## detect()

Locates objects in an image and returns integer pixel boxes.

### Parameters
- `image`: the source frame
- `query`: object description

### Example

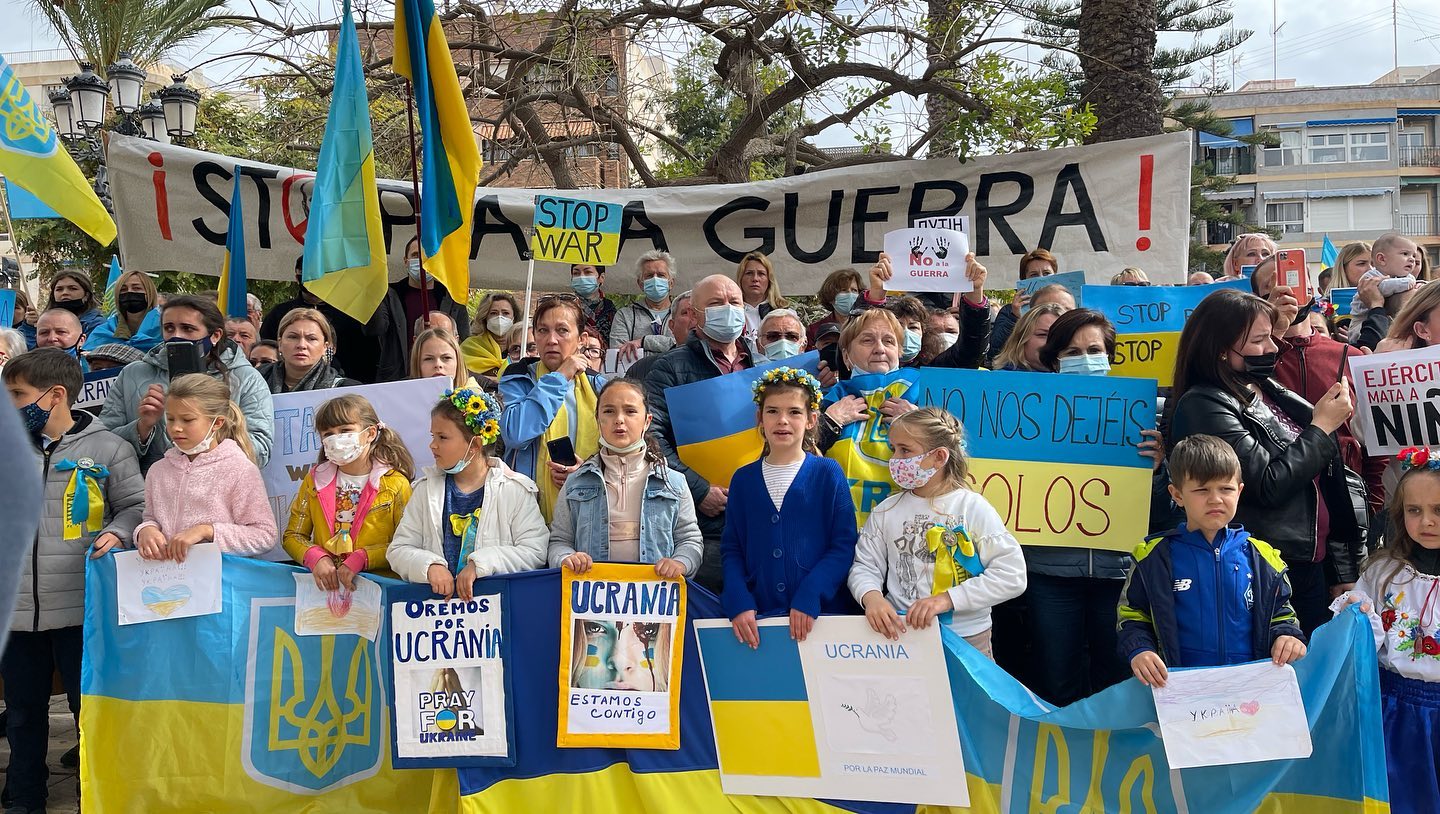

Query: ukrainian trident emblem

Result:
[242,601,383,792]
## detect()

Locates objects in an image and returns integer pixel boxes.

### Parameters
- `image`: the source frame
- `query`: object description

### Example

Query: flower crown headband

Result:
[442,388,502,446]
[1398,447,1440,472]
[751,366,823,411]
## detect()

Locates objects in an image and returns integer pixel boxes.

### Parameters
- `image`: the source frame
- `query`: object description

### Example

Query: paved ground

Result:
[0,697,81,813]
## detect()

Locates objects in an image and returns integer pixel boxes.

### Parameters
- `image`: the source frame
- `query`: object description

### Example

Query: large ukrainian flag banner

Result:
[0,54,116,246]
[81,556,454,812]
[455,573,1386,813]
[665,351,821,489]
[394,0,481,303]
[821,368,922,526]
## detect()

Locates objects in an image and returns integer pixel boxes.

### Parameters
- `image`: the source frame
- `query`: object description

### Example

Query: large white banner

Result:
[108,131,1193,291]
[261,377,449,552]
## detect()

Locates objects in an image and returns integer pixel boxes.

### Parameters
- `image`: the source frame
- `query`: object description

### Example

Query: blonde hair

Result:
[409,327,468,389]
[890,408,970,493]
[1335,241,1371,286]
[277,307,336,347]
[166,373,255,462]
[1386,282,1440,347]
[837,308,902,360]
[1110,267,1149,285]
[471,292,520,335]
[993,302,1065,371]
[735,251,788,310]
[1223,234,1277,278]
[313,394,415,480]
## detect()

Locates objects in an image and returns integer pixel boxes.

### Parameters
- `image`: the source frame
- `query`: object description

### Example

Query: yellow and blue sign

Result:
[666,351,820,488]
[81,555,454,811]
[451,570,1386,813]
[531,194,624,266]
[1083,278,1248,385]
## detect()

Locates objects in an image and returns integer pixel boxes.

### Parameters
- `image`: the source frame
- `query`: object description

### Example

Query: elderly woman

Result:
[0,327,25,371]
[1222,232,1277,280]
[736,251,789,345]
[500,297,605,520]
[84,270,163,352]
[260,308,358,393]
[461,292,520,378]
[611,250,675,357]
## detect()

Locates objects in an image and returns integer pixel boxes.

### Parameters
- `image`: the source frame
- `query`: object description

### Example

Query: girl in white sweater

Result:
[847,407,1026,658]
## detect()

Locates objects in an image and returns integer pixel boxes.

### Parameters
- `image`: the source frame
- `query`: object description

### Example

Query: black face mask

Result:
[117,292,149,314]
[53,298,87,316]
[1242,352,1277,379]
[1292,298,1315,326]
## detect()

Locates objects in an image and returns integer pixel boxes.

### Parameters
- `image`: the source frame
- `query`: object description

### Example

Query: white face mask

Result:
[173,417,220,456]
[322,429,370,466]
[487,315,514,337]
[936,332,959,351]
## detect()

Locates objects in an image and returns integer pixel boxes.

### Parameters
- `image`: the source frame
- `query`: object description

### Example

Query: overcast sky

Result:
[5,0,1438,142]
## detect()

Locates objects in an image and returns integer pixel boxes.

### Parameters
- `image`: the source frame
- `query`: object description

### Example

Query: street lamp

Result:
[106,51,147,114]
[47,86,78,140]
[67,62,110,129]
[159,75,200,140]
[137,95,169,143]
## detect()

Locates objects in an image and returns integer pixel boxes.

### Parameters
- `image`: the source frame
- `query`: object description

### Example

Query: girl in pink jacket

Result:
[134,374,276,560]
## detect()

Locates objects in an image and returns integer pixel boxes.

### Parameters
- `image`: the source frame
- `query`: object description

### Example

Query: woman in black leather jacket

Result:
[1167,288,1359,634]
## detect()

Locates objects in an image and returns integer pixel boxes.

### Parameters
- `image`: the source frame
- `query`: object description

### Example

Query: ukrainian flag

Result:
[301,0,390,324]
[100,255,122,314]
[664,351,821,488]
[216,171,248,319]
[456,569,896,814]
[0,54,115,245]
[1322,234,1339,269]
[394,0,481,304]
[81,556,455,811]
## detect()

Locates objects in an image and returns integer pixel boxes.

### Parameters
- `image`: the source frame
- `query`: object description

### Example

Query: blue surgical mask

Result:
[19,389,56,435]
[642,276,670,303]
[1058,353,1111,376]
[763,339,800,361]
[406,258,423,279]
[702,304,746,343]
[901,329,922,362]
[834,291,859,316]
[442,441,476,475]
[571,276,599,297]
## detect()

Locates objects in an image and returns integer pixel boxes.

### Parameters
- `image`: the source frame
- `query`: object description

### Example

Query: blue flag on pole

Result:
[217,172,248,319]
[1321,234,1339,269]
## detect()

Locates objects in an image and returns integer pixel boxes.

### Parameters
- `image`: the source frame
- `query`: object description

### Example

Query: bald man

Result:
[645,274,757,593]
[35,308,85,354]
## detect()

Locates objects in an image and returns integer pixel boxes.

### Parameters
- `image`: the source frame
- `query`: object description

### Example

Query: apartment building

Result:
[1191,66,1440,269]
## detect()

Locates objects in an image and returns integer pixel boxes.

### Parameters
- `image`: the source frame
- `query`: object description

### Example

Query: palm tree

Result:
[1076,0,1163,142]
[31,0,242,71]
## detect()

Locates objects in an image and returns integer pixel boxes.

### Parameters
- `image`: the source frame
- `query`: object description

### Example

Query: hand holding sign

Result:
[882,228,972,294]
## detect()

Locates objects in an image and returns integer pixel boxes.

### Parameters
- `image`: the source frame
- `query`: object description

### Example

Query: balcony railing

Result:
[1400,146,1440,168]
[1400,213,1440,236]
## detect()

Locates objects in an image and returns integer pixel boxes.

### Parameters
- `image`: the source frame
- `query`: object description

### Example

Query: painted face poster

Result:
[388,589,514,767]
[558,563,686,749]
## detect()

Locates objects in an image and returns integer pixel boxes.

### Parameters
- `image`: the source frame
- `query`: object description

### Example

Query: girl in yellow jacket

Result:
[283,394,416,590]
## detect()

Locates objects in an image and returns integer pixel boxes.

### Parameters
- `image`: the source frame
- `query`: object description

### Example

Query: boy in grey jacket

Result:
[3,349,144,814]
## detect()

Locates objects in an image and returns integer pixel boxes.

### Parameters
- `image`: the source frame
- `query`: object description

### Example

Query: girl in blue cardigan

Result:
[722,367,861,648]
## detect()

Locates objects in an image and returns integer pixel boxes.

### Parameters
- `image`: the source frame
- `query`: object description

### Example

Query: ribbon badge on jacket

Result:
[449,508,482,569]
[925,523,985,596]
[55,457,108,541]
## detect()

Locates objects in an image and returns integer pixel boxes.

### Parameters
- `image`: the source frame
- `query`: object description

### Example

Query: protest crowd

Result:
[2,222,1439,812]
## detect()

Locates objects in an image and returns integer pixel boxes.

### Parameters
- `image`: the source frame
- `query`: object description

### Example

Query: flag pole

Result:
[404,80,432,325]
[521,221,535,356]
[0,180,27,289]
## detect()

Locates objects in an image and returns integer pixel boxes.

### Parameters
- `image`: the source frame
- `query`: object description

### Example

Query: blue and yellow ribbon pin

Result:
[55,457,108,541]
[926,522,985,595]
[449,508,482,568]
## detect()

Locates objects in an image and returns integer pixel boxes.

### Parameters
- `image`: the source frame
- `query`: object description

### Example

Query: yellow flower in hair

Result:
[466,395,485,413]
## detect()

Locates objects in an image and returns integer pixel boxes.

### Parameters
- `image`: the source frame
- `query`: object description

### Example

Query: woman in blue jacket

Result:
[83,269,163,353]
[723,367,860,647]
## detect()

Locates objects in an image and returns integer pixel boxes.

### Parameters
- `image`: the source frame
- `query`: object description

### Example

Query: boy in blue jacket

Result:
[1118,434,1307,688]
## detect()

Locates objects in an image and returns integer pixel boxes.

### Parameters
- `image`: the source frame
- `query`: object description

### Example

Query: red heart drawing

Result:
[328,590,353,618]
[1239,700,1260,716]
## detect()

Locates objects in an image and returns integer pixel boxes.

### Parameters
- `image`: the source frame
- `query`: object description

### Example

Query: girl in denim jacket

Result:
[548,378,703,578]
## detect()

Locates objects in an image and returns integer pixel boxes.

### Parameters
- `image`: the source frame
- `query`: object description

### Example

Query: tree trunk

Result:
[1078,0,1162,143]
[925,0,963,158]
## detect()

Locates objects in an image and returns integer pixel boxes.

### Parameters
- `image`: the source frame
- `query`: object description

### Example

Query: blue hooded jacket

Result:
[1117,524,1304,668]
